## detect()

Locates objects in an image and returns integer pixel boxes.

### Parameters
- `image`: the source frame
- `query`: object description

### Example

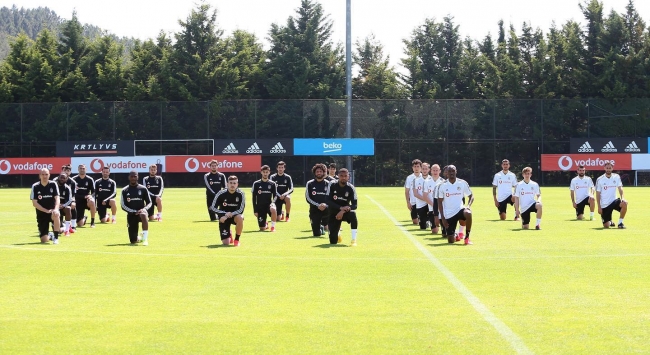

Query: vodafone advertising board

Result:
[71,156,165,173]
[0,158,71,175]
[541,154,632,171]
[166,155,261,173]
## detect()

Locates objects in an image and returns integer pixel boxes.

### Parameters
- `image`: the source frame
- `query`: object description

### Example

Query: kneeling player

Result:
[306,163,330,237]
[438,165,474,245]
[31,168,61,244]
[514,167,543,230]
[56,174,74,236]
[252,165,278,232]
[143,164,164,221]
[120,171,152,245]
[210,176,245,246]
[570,165,595,220]
[271,161,294,222]
[72,164,97,227]
[326,168,358,246]
[95,166,117,223]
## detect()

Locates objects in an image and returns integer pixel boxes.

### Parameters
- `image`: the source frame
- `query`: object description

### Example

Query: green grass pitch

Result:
[1,186,648,354]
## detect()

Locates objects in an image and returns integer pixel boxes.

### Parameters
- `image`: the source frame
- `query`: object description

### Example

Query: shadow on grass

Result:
[105,243,138,246]
[203,244,232,249]
[429,242,464,247]
[312,243,348,248]
[12,242,47,245]
[295,235,325,240]
[192,220,218,223]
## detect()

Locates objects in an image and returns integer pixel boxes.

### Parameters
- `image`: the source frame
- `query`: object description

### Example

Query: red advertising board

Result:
[0,157,72,175]
[166,155,261,173]
[541,154,632,171]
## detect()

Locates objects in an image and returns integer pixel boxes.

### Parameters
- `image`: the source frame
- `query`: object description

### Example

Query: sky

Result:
[3,0,649,70]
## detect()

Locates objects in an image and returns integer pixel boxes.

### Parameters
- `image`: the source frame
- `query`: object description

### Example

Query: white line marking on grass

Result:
[367,195,534,355]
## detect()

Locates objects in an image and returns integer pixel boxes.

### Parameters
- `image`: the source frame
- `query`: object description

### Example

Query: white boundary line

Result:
[367,195,534,355]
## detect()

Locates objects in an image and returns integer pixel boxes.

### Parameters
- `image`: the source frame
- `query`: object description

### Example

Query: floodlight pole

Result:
[346,0,353,183]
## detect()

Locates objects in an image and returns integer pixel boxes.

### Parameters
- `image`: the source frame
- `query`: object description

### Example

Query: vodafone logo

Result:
[312,191,316,195]
[558,156,573,171]
[0,160,10,174]
[90,159,104,173]
[185,158,199,173]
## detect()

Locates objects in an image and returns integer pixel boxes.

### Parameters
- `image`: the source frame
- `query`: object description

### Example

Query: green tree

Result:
[352,34,404,99]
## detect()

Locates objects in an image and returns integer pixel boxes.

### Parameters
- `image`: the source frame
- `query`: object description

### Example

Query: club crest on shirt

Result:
[345,192,349,197]
[50,188,53,193]
[530,186,533,190]
[236,197,239,202]
[138,191,142,195]
[457,186,461,190]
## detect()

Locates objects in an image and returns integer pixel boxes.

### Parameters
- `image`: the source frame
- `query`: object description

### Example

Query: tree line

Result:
[0,0,648,103]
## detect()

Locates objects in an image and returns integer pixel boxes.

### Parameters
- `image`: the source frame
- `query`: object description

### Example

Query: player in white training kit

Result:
[404,159,422,225]
[492,159,519,221]
[570,165,595,220]
[514,167,542,230]
[595,162,628,229]
[437,165,474,245]
[412,162,430,230]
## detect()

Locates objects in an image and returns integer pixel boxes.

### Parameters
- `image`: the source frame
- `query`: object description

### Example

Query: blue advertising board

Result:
[293,138,374,156]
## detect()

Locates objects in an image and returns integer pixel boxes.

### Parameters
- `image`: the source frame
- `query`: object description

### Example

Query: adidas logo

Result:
[246,142,263,154]
[601,141,617,153]
[577,142,594,153]
[625,141,641,152]
[222,143,238,154]
[269,142,287,154]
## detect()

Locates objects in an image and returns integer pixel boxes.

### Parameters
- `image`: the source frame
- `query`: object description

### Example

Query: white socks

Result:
[142,230,148,241]
[351,229,358,241]
[536,218,541,225]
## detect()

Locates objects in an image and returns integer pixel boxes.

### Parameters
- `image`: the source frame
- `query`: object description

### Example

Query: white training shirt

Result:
[515,180,541,212]
[492,171,518,202]
[404,173,421,205]
[412,175,428,209]
[423,176,436,211]
[437,178,472,218]
[570,176,595,203]
[595,173,622,208]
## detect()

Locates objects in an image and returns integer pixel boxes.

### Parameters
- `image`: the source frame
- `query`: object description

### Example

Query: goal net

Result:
[134,139,214,156]
[634,170,650,186]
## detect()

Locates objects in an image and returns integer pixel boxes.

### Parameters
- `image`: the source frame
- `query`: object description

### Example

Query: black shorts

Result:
[219,216,236,240]
[276,196,289,211]
[255,205,274,227]
[36,210,52,236]
[521,204,538,226]
[498,196,514,214]
[410,204,418,220]
[432,198,439,217]
[97,200,113,219]
[575,196,591,216]
[601,199,622,224]
[444,209,467,235]
[75,198,89,221]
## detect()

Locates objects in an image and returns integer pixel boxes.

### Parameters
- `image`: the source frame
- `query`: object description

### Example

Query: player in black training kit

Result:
[143,164,164,221]
[120,171,152,245]
[72,164,97,228]
[56,173,74,236]
[326,168,359,246]
[59,165,78,232]
[95,166,117,224]
[251,165,278,232]
[324,163,337,182]
[306,163,331,237]
[271,161,294,222]
[204,159,227,221]
[31,168,61,244]
[210,176,245,246]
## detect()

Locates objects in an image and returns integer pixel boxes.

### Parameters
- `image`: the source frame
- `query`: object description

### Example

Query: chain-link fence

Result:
[2,99,649,187]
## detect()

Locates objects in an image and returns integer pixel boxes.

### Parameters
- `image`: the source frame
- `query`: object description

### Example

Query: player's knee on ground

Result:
[499,213,506,220]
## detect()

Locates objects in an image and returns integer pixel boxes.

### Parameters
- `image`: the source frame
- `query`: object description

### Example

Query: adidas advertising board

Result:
[570,138,647,154]
[214,139,293,155]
